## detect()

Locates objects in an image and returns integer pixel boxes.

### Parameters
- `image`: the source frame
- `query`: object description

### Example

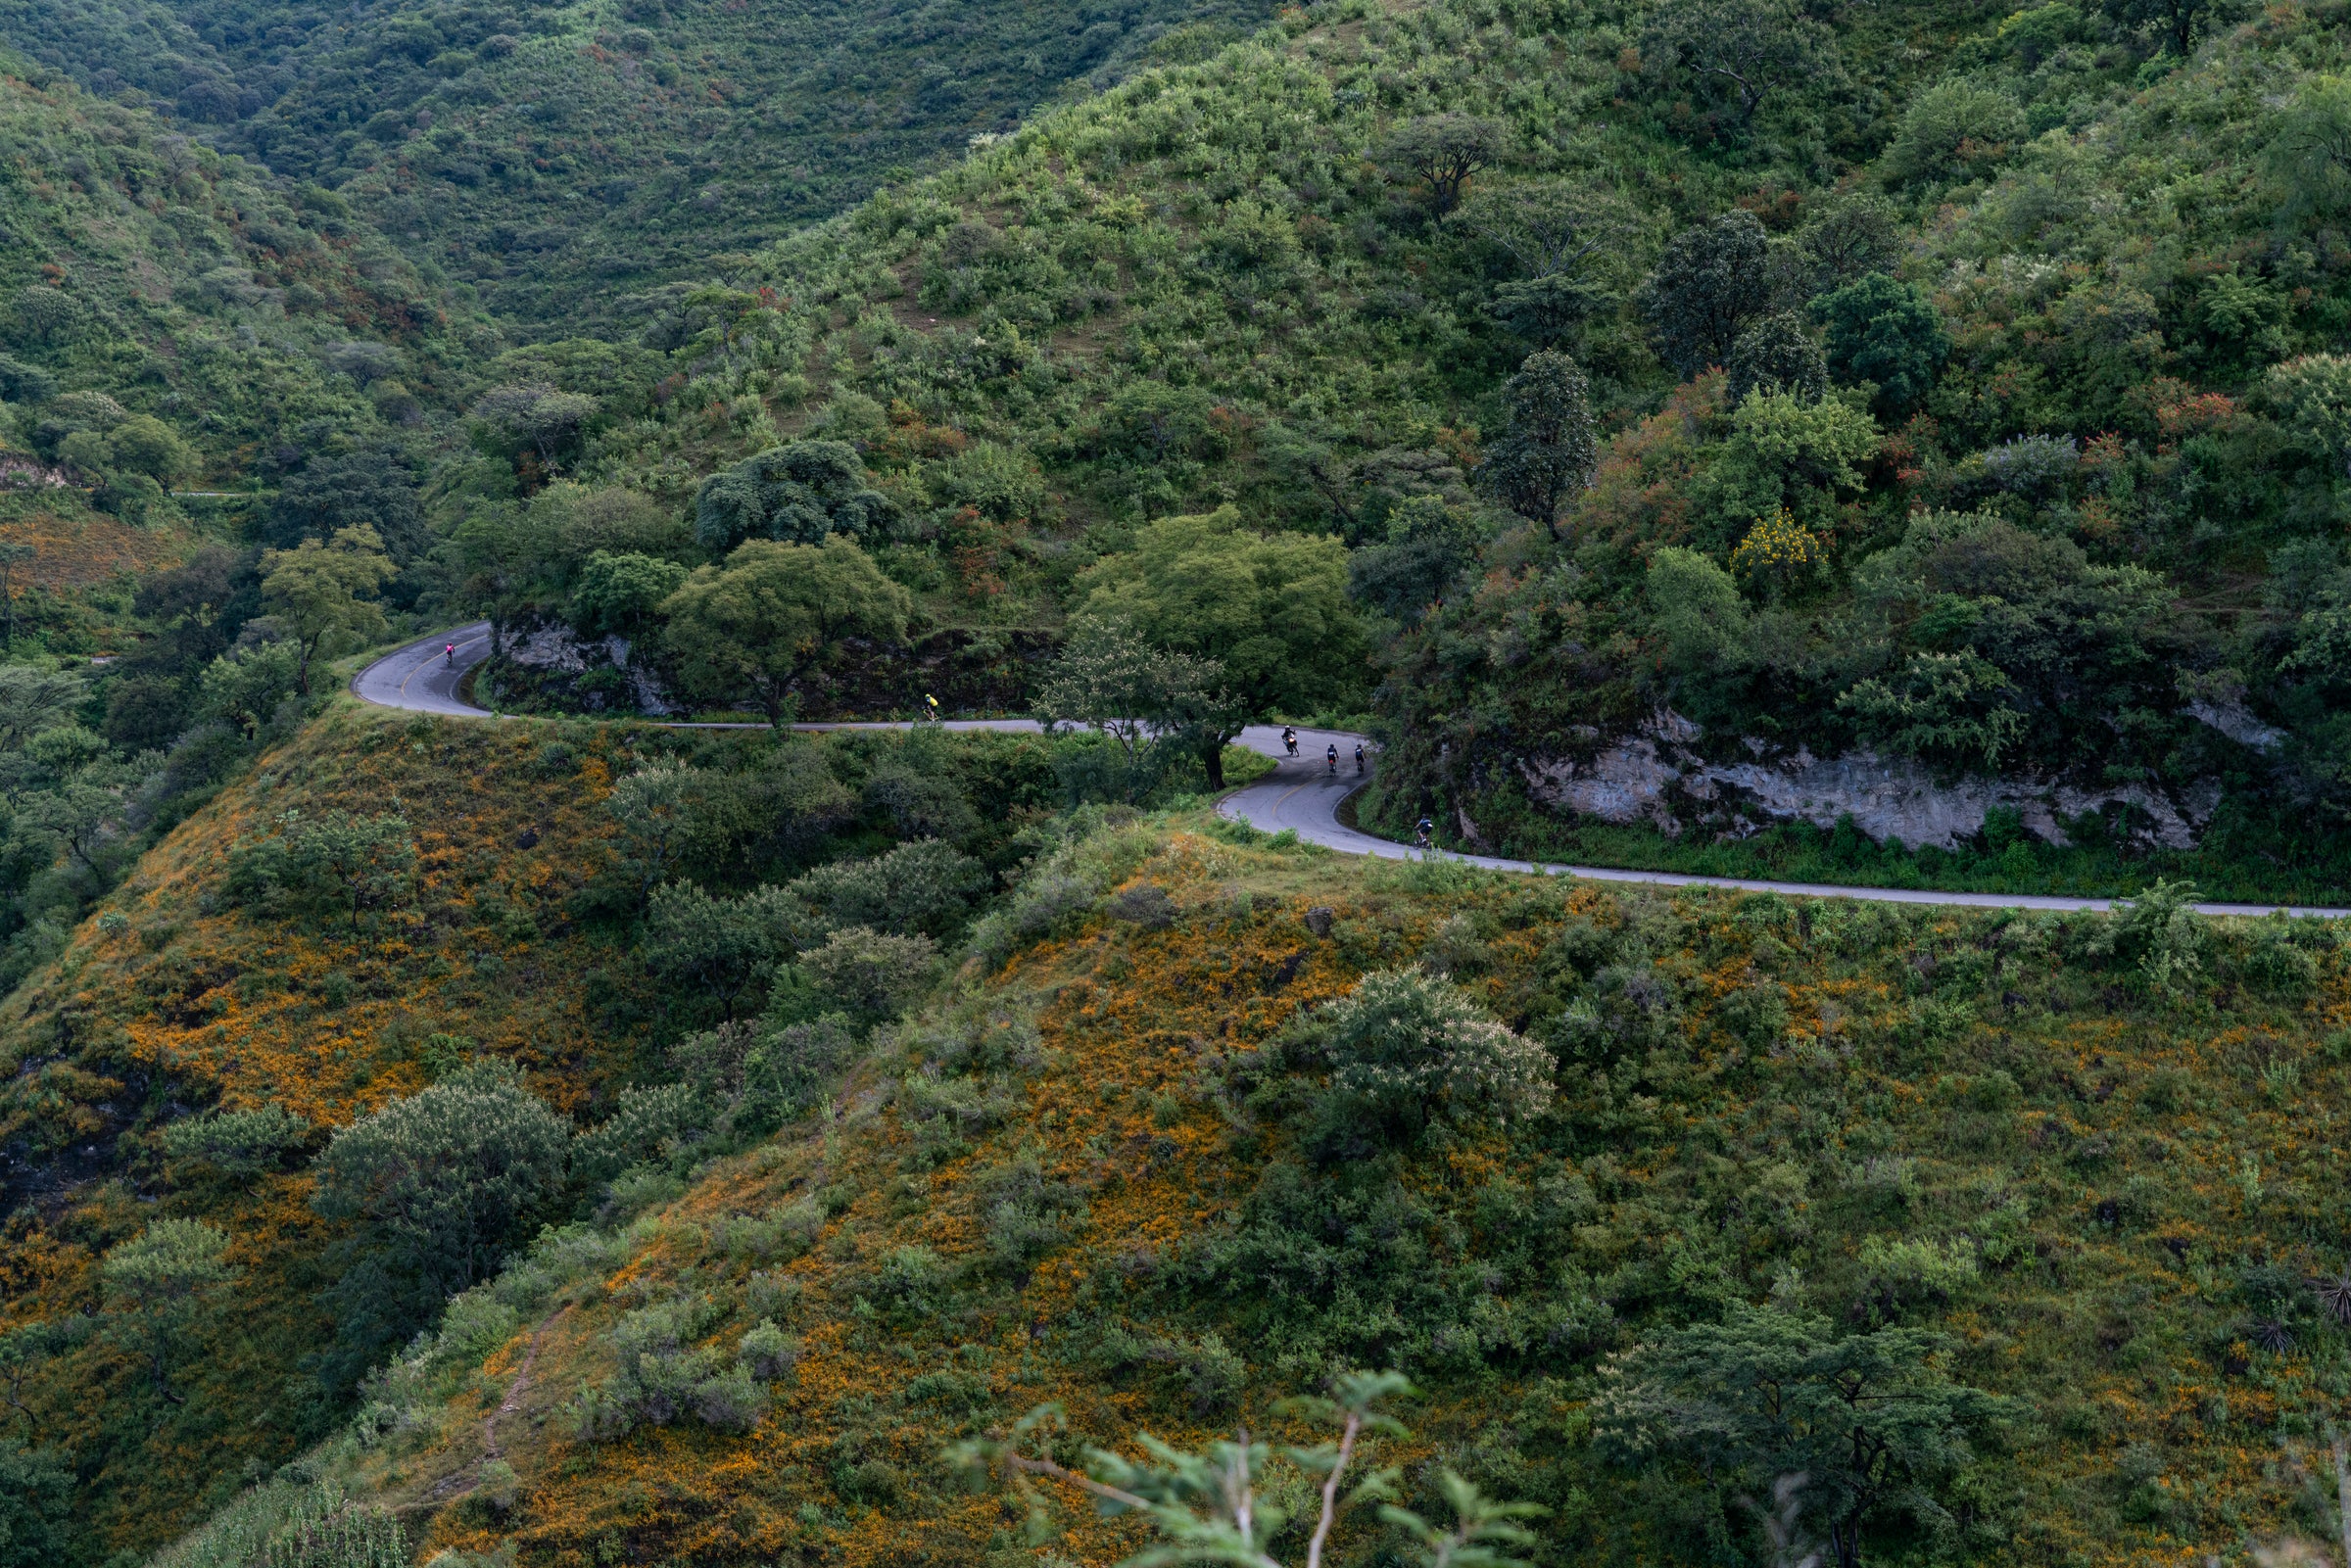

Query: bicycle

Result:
[445,643,456,667]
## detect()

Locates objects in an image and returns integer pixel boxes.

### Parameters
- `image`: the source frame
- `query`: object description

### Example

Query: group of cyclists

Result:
[1279,726,1366,778]
[1277,725,1434,850]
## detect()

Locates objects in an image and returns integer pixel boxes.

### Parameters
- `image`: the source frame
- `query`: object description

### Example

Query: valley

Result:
[0,0,2340,1561]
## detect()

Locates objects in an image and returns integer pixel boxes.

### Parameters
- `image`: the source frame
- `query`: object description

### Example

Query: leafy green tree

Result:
[1816,273,1951,415]
[1639,0,1839,128]
[1837,650,2026,770]
[1880,82,2026,188]
[693,441,900,551]
[268,447,425,560]
[2263,354,2351,477]
[801,925,939,1015]
[1272,967,1555,1148]
[642,880,802,1019]
[1640,212,1774,377]
[229,808,417,928]
[1348,495,1489,625]
[1795,191,1901,298]
[955,1372,1542,1568]
[0,1439,71,1568]
[101,1218,237,1402]
[1074,507,1360,788]
[1463,180,1635,348]
[2098,0,2230,58]
[196,642,305,740]
[1703,388,1880,530]
[1480,351,1598,540]
[787,837,991,938]
[1647,546,1752,676]
[571,550,690,639]
[661,536,913,726]
[1032,623,1224,801]
[259,526,395,694]
[106,415,198,484]
[470,381,599,472]
[1379,113,1507,217]
[607,760,719,900]
[2270,76,2351,219]
[1595,1304,2015,1568]
[1728,313,1829,403]
[312,1060,570,1378]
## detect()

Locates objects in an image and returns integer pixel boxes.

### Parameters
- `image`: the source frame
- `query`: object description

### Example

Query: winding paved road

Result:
[353,632,2351,918]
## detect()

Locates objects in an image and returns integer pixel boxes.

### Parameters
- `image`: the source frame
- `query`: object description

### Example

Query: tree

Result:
[954,1372,1543,1568]
[229,808,417,928]
[1348,495,1489,625]
[786,837,991,938]
[1640,0,1839,128]
[269,447,425,560]
[800,925,939,1015]
[259,526,394,694]
[0,1439,70,1568]
[106,415,197,485]
[1796,191,1901,298]
[2098,0,2229,58]
[1379,114,1507,218]
[660,536,912,726]
[1071,506,1362,788]
[100,1218,236,1402]
[1463,181,1636,349]
[1640,213,1775,377]
[1278,967,1556,1146]
[2266,355,2351,477]
[1597,1306,2013,1568]
[1032,623,1224,801]
[1879,82,2026,188]
[571,550,689,638]
[312,1060,569,1377]
[1728,313,1829,403]
[2270,77,2351,220]
[693,441,900,551]
[1815,273,1951,415]
[642,880,801,1019]
[1480,351,1598,540]
[471,382,599,469]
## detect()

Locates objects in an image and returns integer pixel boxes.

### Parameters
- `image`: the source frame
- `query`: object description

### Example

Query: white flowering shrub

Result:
[1304,966,1556,1132]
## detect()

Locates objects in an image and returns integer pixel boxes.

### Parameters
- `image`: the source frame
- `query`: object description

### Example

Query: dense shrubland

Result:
[129,814,2351,1568]
[0,0,1277,328]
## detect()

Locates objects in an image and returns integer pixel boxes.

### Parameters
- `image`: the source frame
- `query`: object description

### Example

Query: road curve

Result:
[353,634,2349,918]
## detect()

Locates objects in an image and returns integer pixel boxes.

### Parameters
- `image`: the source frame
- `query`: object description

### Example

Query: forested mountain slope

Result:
[0,0,1279,329]
[427,0,2351,897]
[0,49,473,497]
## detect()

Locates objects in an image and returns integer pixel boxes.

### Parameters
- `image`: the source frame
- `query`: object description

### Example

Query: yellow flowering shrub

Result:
[1729,504,1828,594]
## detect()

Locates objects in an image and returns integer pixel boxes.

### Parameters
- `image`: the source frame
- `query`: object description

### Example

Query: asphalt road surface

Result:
[353,634,2349,918]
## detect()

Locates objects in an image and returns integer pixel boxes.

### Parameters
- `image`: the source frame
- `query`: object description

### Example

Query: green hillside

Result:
[0,49,477,499]
[0,0,1277,328]
[139,807,2351,1568]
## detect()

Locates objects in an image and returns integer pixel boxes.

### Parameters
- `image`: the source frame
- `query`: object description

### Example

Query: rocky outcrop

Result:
[1518,712,2223,851]
[481,624,680,717]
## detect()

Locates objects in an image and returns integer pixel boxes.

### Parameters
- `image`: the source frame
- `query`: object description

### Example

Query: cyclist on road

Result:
[1353,742,1366,775]
[445,642,456,666]
[1281,726,1298,757]
[1415,816,1434,852]
[1325,742,1338,776]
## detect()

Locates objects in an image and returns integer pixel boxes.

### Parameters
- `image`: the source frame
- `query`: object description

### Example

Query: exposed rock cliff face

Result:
[1516,712,2223,851]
